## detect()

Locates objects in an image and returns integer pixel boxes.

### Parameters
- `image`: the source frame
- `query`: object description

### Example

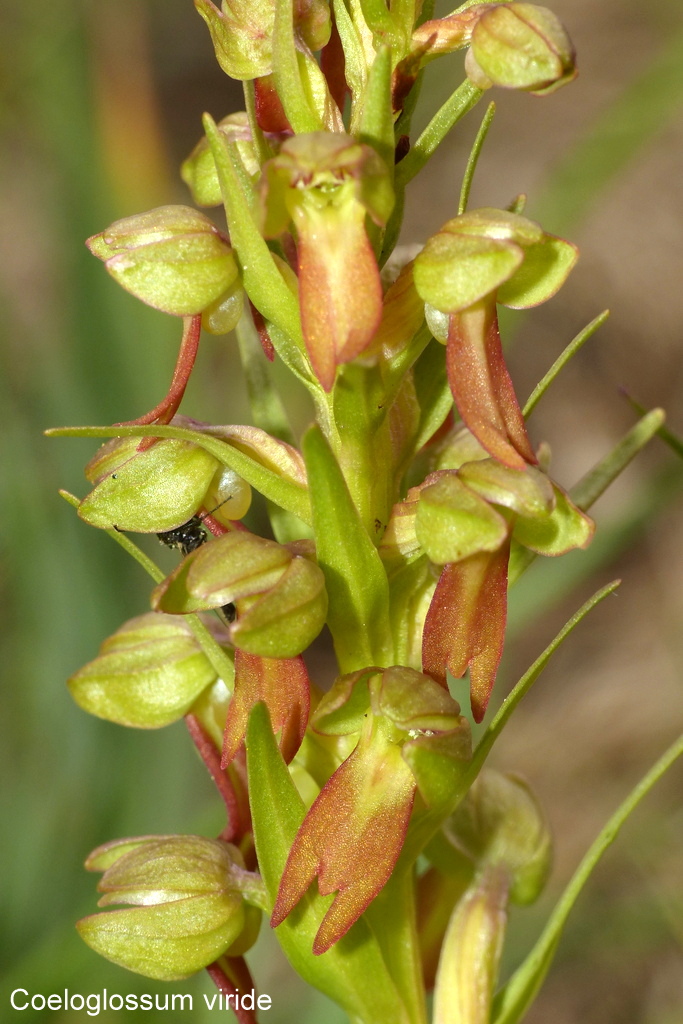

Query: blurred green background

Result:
[1,0,682,1021]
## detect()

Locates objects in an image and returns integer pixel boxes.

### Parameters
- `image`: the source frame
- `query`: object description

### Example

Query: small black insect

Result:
[156,496,234,557]
[156,505,236,625]
[156,516,208,557]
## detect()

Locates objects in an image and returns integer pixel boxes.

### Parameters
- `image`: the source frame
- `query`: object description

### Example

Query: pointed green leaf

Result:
[302,426,393,670]
[523,311,610,418]
[571,408,666,511]
[202,114,313,384]
[273,0,323,133]
[246,703,411,1023]
[359,45,395,174]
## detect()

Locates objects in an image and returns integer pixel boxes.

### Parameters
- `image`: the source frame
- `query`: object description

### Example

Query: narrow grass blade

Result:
[621,392,683,460]
[492,731,683,1024]
[571,408,665,510]
[458,101,496,215]
[246,704,412,1024]
[523,310,610,418]
[470,580,620,781]
[396,80,482,188]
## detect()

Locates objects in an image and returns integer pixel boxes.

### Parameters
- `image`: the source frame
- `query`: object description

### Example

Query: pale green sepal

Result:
[416,474,509,564]
[492,731,683,1024]
[312,670,375,736]
[512,484,593,555]
[232,556,328,658]
[78,440,219,532]
[194,0,273,81]
[458,460,555,519]
[414,232,523,313]
[87,205,238,315]
[85,837,173,872]
[104,235,237,316]
[77,894,244,981]
[68,613,220,728]
[202,114,312,382]
[497,236,578,309]
[302,426,393,671]
[246,704,412,1023]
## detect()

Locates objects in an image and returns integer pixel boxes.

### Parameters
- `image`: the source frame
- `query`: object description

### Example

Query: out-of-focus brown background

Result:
[1,1,682,1021]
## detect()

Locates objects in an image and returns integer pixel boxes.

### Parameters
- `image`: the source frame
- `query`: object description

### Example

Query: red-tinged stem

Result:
[202,512,249,536]
[206,958,259,1024]
[185,713,240,841]
[249,302,275,362]
[115,314,202,451]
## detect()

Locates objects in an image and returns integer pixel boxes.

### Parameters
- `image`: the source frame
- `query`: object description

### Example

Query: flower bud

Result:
[152,532,328,658]
[87,205,238,315]
[467,3,577,95]
[432,864,508,1024]
[195,0,331,81]
[68,612,227,728]
[444,769,552,904]
[78,438,219,533]
[77,835,252,980]
[181,113,263,207]
[415,208,576,314]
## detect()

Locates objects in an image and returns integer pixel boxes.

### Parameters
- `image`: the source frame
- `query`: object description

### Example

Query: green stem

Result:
[395,80,483,187]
